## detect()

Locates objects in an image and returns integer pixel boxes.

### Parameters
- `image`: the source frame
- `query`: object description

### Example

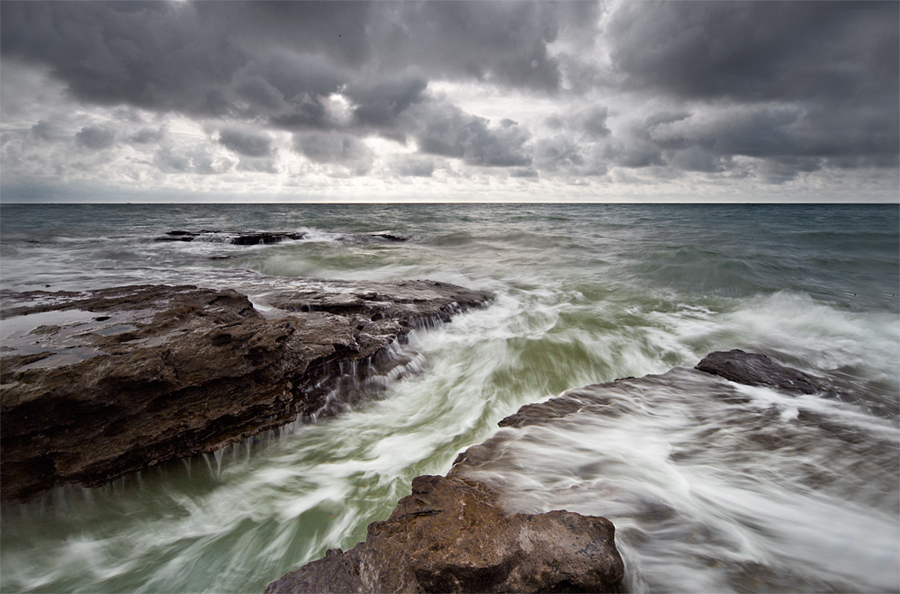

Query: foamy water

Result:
[1,203,897,593]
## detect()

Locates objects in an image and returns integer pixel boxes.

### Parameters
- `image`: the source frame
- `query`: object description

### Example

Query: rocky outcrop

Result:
[695,349,827,395]
[0,280,491,501]
[153,230,409,244]
[154,230,307,244]
[266,349,841,594]
[264,475,624,594]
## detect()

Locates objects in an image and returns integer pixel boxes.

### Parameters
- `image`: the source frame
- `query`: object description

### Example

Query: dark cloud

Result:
[394,157,435,178]
[31,120,62,141]
[129,127,165,144]
[293,131,373,173]
[666,148,730,174]
[510,168,538,178]
[153,145,233,175]
[218,128,274,158]
[0,1,582,126]
[634,103,900,178]
[602,1,899,178]
[545,105,610,139]
[608,1,898,105]
[75,126,115,150]
[601,136,664,170]
[533,136,584,172]
[347,78,428,129]
[368,2,597,93]
[0,0,896,195]
[1,2,242,115]
[578,107,610,139]
[532,136,608,177]
[410,101,531,167]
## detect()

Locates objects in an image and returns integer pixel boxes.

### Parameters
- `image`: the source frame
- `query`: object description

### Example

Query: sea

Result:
[0,203,897,593]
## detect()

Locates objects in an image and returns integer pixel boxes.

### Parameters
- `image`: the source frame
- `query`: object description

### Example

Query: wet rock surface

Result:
[264,475,624,594]
[695,349,827,394]
[0,280,491,501]
[267,350,872,594]
[153,230,409,244]
[154,230,307,244]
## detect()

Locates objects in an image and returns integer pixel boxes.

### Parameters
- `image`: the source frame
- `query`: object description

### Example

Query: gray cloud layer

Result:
[1,0,896,193]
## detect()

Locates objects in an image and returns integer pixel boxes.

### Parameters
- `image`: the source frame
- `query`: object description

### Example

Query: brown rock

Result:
[0,281,491,501]
[264,475,624,594]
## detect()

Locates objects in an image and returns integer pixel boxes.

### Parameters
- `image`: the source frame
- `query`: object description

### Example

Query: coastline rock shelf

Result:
[0,280,491,502]
[266,350,850,594]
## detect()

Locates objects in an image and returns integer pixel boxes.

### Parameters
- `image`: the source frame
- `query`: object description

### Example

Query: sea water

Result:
[0,203,897,593]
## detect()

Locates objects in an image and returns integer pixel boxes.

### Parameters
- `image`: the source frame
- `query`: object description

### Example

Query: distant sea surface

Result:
[1,203,898,593]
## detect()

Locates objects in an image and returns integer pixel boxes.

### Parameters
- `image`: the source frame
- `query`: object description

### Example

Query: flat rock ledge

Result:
[264,475,625,594]
[0,280,491,502]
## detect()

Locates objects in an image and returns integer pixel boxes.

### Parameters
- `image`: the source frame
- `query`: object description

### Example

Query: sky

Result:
[1,0,898,203]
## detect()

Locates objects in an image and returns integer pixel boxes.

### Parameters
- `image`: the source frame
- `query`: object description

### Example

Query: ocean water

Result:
[0,203,897,593]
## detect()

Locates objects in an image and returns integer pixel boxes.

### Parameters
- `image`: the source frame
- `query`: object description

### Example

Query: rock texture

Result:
[264,475,624,594]
[0,280,491,501]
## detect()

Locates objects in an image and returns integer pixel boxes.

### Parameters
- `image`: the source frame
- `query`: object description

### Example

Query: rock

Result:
[229,232,307,246]
[368,233,409,242]
[338,232,409,243]
[154,230,306,244]
[264,475,624,594]
[154,229,411,245]
[695,349,826,395]
[442,353,884,594]
[266,350,840,594]
[0,280,491,501]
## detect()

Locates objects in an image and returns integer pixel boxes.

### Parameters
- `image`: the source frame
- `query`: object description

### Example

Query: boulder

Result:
[695,349,826,394]
[264,475,624,594]
[0,280,491,501]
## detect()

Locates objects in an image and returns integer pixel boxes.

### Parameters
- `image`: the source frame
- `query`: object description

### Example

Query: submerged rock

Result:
[0,280,491,501]
[338,232,410,243]
[264,475,624,594]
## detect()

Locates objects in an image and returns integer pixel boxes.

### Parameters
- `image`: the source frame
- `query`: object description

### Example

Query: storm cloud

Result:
[218,128,274,158]
[0,0,896,201]
[75,126,115,150]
